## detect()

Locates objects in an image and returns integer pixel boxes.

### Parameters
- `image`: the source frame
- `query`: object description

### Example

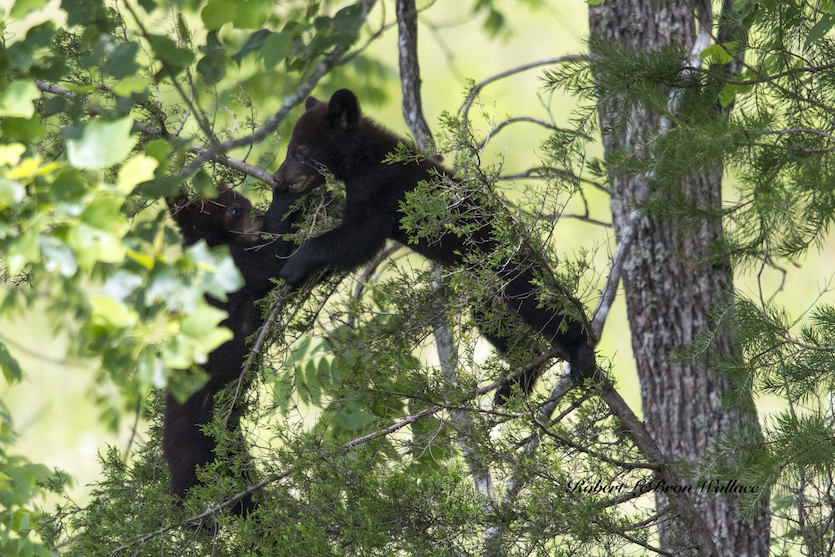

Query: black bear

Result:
[164,184,300,516]
[273,89,595,401]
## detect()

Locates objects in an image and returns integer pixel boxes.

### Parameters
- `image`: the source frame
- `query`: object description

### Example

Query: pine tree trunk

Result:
[589,1,770,555]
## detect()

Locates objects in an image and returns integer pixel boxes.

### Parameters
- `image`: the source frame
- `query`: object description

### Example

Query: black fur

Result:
[273,89,595,402]
[164,185,300,515]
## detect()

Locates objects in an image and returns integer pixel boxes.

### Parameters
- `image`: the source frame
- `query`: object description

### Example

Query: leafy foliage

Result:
[9,0,835,554]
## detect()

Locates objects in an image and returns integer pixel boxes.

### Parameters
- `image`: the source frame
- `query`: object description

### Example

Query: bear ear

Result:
[305,96,321,111]
[327,89,360,129]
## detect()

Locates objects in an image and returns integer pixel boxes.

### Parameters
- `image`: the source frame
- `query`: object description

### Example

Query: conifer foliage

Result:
[3,0,835,555]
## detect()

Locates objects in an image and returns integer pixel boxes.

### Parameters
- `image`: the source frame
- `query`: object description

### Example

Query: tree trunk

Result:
[589,1,771,555]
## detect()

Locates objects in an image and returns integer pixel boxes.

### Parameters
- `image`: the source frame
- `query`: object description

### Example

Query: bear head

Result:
[273,89,364,194]
[167,184,263,247]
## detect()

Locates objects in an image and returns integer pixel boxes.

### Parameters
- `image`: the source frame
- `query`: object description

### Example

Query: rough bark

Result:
[589,1,771,555]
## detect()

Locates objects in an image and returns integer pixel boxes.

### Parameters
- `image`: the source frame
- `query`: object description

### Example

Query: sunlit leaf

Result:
[90,295,136,328]
[66,117,138,169]
[0,81,40,119]
[0,144,25,167]
[68,223,127,269]
[10,0,48,18]
[0,343,23,383]
[0,179,25,211]
[112,76,147,97]
[39,235,78,276]
[116,155,158,194]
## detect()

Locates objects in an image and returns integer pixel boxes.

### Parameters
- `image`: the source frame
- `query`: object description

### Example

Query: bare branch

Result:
[460,56,582,123]
[498,167,609,194]
[477,116,574,150]
[396,0,433,152]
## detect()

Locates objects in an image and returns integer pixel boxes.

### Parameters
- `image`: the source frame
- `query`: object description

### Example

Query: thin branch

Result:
[397,0,496,528]
[498,167,609,194]
[180,0,379,178]
[460,56,582,123]
[532,413,660,471]
[349,243,403,328]
[548,213,612,228]
[223,284,292,427]
[591,223,637,338]
[477,116,575,150]
[34,81,277,185]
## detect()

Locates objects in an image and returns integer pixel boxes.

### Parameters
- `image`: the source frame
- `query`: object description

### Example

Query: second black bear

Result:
[273,89,595,400]
[164,184,300,516]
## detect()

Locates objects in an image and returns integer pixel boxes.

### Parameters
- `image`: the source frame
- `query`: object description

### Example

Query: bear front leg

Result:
[279,219,389,287]
[163,391,216,502]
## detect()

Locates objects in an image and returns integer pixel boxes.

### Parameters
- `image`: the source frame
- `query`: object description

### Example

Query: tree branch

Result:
[460,56,582,124]
[180,0,379,178]
[34,81,277,185]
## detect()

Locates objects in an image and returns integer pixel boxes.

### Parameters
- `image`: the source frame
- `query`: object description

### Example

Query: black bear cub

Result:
[273,89,595,401]
[164,184,300,516]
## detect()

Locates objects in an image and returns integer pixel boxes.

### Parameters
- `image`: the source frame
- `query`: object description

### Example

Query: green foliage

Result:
[1,0,394,553]
[546,1,835,554]
[0,400,68,557]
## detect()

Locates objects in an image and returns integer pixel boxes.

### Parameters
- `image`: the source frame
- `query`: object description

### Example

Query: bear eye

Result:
[228,204,241,218]
[294,145,310,159]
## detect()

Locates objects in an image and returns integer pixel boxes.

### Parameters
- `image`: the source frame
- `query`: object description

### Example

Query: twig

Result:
[179,0,379,178]
[34,81,277,186]
[477,116,576,150]
[460,56,583,123]
[223,285,292,427]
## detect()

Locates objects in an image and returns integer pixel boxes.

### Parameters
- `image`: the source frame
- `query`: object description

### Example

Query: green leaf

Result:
[0,343,23,383]
[805,15,834,49]
[186,241,244,300]
[0,178,25,211]
[1,115,46,142]
[231,29,272,63]
[262,32,292,69]
[90,295,136,328]
[332,3,364,32]
[137,0,156,12]
[0,80,40,119]
[148,34,194,76]
[10,0,48,19]
[116,155,158,194]
[196,54,225,84]
[61,0,103,26]
[202,0,271,30]
[700,43,735,64]
[179,304,233,357]
[138,175,180,198]
[68,223,127,269]
[112,76,147,97]
[201,0,233,30]
[80,197,127,234]
[103,42,140,79]
[20,463,53,482]
[338,409,375,431]
[65,117,138,169]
